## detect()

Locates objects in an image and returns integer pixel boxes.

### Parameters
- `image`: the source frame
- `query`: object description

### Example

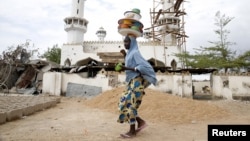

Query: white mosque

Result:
[44,0,250,99]
[60,0,187,70]
[42,0,192,97]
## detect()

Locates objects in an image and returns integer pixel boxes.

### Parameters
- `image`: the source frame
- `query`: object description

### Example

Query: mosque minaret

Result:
[64,0,88,44]
[96,27,107,41]
[159,0,180,46]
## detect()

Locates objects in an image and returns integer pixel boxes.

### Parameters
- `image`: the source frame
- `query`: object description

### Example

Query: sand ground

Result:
[0,87,250,141]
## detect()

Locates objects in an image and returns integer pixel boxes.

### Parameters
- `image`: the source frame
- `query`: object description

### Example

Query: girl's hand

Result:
[115,62,123,72]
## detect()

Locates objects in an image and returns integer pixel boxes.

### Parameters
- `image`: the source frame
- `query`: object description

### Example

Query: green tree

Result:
[234,50,250,71]
[177,11,238,72]
[41,44,61,64]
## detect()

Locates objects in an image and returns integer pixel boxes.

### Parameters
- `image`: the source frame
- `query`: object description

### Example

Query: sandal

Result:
[120,133,136,138]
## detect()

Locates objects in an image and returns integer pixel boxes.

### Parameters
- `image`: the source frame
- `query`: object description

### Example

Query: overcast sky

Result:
[0,0,249,55]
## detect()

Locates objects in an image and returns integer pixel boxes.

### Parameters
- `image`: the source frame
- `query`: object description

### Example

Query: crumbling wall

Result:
[15,65,37,89]
[212,73,250,100]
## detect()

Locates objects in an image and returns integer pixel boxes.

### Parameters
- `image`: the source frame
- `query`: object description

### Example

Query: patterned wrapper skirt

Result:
[117,76,150,125]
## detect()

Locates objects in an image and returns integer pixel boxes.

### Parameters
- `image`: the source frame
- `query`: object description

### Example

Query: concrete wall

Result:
[42,72,62,96]
[43,71,250,100]
[0,95,60,125]
[66,82,102,98]
[43,71,193,98]
[212,74,250,100]
[148,73,193,98]
[43,71,115,96]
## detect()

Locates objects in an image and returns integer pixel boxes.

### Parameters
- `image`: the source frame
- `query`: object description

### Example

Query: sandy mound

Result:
[84,86,230,124]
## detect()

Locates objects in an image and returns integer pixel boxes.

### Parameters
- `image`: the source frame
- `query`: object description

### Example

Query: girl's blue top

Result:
[125,36,157,86]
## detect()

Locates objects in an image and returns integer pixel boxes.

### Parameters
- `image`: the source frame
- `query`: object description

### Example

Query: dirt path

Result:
[0,87,250,141]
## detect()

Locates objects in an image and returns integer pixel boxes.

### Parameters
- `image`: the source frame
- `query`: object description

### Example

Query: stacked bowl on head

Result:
[118,8,144,37]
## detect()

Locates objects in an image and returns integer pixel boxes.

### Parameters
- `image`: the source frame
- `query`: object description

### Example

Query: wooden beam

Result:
[101,59,124,63]
[174,0,184,12]
[97,52,125,63]
[97,52,123,57]
[154,9,162,24]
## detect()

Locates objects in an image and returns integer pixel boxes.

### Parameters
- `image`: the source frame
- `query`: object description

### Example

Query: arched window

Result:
[64,58,71,67]
[171,59,177,70]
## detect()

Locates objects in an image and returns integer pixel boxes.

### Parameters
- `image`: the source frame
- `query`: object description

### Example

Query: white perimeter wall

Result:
[43,71,193,98]
[43,72,113,96]
[43,71,250,100]
[212,74,250,100]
